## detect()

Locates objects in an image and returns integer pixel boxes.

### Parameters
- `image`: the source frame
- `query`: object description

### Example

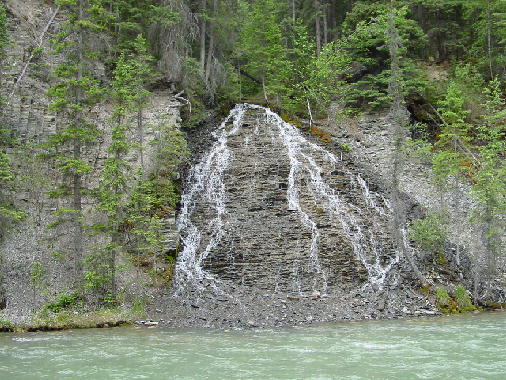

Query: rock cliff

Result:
[157,105,438,328]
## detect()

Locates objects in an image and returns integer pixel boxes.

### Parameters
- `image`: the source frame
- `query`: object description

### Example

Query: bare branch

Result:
[8,6,60,101]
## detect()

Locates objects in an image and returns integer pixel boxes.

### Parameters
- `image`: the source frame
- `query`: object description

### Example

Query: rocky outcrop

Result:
[157,104,438,328]
[326,105,506,301]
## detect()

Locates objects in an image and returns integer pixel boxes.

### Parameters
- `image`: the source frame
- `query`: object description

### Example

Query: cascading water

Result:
[175,105,248,294]
[262,107,399,290]
[176,104,402,297]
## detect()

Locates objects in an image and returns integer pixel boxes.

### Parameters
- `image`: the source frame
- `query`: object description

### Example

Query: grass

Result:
[1,309,136,333]
[0,315,14,332]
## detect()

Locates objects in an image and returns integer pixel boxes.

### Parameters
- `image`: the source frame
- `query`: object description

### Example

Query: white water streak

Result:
[175,105,248,292]
[261,106,399,290]
[176,104,400,294]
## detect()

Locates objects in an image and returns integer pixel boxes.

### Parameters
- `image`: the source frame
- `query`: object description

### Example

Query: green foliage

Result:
[83,267,111,291]
[0,4,8,60]
[469,77,506,267]
[236,0,291,104]
[473,77,506,215]
[436,285,477,313]
[43,292,83,314]
[461,0,506,78]
[96,34,156,221]
[454,285,476,312]
[435,252,449,265]
[435,287,451,307]
[0,4,25,233]
[110,0,179,52]
[340,144,351,152]
[338,5,428,110]
[431,66,480,187]
[125,180,167,258]
[0,3,10,200]
[30,261,46,290]
[179,58,207,128]
[45,0,107,229]
[131,297,147,318]
[428,65,504,274]
[0,314,13,330]
[409,213,448,254]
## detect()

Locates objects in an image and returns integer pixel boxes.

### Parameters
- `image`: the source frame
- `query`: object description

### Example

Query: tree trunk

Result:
[137,108,144,170]
[110,231,120,299]
[330,1,339,40]
[205,0,218,85]
[262,77,268,103]
[315,0,321,56]
[292,0,296,24]
[386,3,427,286]
[487,1,494,79]
[199,0,207,72]
[323,2,328,45]
[73,0,84,282]
[483,194,498,299]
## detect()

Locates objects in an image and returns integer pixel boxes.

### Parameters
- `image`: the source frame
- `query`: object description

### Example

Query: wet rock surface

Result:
[154,281,437,329]
[159,104,438,328]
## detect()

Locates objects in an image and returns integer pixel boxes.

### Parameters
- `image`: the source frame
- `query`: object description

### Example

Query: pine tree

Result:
[236,0,290,103]
[0,3,11,216]
[44,0,108,284]
[0,4,24,232]
[386,0,427,285]
[91,34,156,302]
[472,78,506,297]
[0,2,11,198]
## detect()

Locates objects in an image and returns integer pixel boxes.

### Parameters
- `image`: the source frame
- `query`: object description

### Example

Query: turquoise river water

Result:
[1,312,505,379]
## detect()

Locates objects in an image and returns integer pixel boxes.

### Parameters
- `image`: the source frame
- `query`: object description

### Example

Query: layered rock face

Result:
[178,104,402,294]
[165,104,432,328]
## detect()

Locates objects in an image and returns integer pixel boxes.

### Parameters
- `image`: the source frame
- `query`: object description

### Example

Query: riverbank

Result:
[0,309,135,333]
[2,301,504,333]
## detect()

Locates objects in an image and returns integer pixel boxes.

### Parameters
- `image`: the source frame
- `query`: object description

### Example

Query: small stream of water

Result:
[1,312,505,379]
[176,104,402,297]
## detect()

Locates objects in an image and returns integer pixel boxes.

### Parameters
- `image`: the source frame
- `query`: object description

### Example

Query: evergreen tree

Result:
[236,0,290,103]
[386,0,427,285]
[338,3,428,110]
[472,78,506,297]
[91,34,156,301]
[44,0,108,284]
[0,3,11,222]
[0,4,24,232]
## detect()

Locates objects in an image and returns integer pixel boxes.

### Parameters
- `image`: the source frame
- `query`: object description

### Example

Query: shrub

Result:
[454,285,476,312]
[43,292,82,314]
[435,288,451,307]
[408,212,447,254]
[435,286,477,313]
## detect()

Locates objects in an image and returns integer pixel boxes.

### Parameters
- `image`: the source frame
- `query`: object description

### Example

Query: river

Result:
[1,312,505,379]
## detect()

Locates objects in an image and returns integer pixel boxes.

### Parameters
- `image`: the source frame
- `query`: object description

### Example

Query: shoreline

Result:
[3,307,505,334]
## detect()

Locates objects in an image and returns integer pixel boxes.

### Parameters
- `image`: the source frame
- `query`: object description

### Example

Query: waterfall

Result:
[262,107,399,290]
[175,104,401,296]
[175,104,248,293]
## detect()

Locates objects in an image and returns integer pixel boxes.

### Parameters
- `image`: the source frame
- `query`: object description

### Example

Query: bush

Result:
[435,288,451,307]
[454,285,476,312]
[435,286,477,313]
[43,292,82,314]
[0,314,13,331]
[409,212,447,254]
